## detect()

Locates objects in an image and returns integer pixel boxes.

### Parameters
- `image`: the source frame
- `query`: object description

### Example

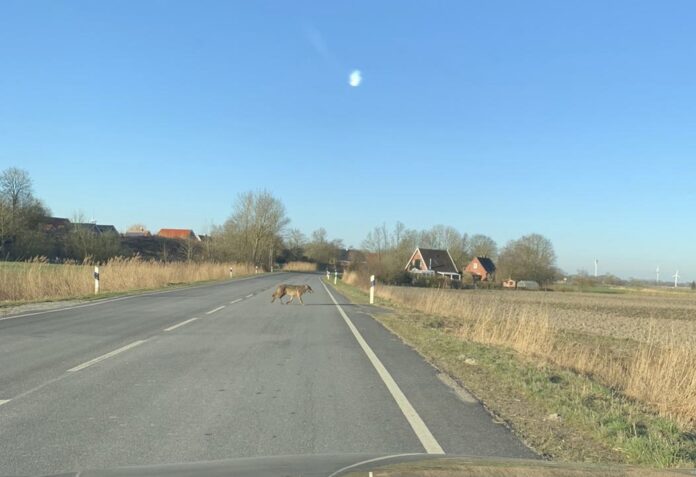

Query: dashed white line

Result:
[67,340,147,373]
[206,305,225,315]
[164,317,199,332]
[245,294,254,298]
[0,399,10,407]
[321,282,445,455]
[230,298,243,304]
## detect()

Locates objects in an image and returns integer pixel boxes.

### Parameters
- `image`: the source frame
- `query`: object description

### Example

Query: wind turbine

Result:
[673,270,680,288]
[656,266,660,285]
[594,259,598,278]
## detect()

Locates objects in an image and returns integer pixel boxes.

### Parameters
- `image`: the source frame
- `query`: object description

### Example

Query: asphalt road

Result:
[0,273,534,476]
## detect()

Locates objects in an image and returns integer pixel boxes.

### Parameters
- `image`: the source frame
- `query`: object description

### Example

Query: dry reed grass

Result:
[281,261,318,272]
[342,271,696,428]
[0,257,256,303]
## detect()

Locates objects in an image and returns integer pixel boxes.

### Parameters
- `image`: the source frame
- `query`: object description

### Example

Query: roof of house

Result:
[157,228,199,240]
[41,217,71,232]
[74,223,119,235]
[475,257,496,273]
[414,248,459,275]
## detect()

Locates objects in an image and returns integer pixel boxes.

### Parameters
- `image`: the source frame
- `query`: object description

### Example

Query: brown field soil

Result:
[427,289,696,346]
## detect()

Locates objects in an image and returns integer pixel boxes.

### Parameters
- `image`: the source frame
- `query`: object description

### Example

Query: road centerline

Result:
[164,317,199,332]
[206,306,225,315]
[67,340,148,373]
[230,298,243,304]
[245,293,254,298]
[0,400,10,407]
[321,281,445,455]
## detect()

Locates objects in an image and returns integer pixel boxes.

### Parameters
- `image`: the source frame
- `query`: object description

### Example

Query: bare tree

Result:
[306,228,343,265]
[469,234,498,260]
[0,167,33,214]
[497,233,559,284]
[362,223,391,261]
[285,228,307,261]
[216,190,289,265]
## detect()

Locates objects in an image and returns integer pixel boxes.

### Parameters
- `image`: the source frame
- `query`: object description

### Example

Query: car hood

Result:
[36,454,694,477]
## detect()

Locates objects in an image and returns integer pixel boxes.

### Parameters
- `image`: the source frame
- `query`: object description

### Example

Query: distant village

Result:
[37,217,209,262]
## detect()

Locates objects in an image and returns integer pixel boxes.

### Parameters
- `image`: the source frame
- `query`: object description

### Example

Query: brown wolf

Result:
[270,284,313,305]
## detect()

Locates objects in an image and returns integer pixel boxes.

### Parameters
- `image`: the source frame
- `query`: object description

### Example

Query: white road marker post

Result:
[370,275,375,304]
[255,265,259,275]
[334,270,337,284]
[229,266,233,278]
[93,266,100,294]
[326,269,330,280]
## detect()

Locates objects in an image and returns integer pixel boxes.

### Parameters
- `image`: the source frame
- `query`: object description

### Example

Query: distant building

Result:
[502,278,517,288]
[517,280,540,290]
[465,257,496,282]
[73,223,119,235]
[41,217,71,234]
[125,225,151,237]
[157,228,200,241]
[404,247,460,280]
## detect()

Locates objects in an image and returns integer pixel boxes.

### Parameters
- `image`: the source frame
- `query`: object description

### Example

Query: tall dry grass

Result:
[0,257,256,303]
[282,261,318,272]
[343,271,696,428]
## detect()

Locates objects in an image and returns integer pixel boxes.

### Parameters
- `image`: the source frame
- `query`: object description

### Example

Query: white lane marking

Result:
[321,282,445,455]
[229,298,242,304]
[0,399,10,406]
[0,273,283,322]
[206,305,225,315]
[67,340,147,373]
[245,294,254,298]
[164,317,199,332]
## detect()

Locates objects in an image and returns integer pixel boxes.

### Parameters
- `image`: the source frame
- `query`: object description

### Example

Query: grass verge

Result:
[328,279,696,468]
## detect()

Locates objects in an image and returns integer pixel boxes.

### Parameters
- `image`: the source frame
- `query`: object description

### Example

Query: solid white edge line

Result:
[230,298,243,304]
[0,399,10,406]
[321,281,445,455]
[205,305,225,315]
[164,317,199,332]
[67,340,147,373]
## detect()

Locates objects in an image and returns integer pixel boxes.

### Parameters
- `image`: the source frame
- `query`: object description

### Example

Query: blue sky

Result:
[1,1,694,279]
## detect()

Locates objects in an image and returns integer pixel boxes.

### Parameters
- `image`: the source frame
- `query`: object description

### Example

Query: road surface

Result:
[0,273,533,476]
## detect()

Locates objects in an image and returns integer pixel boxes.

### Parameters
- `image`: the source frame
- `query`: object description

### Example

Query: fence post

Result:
[370,275,375,304]
[93,266,100,294]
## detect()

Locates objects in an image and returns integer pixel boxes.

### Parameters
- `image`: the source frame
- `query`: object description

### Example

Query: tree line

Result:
[0,168,345,266]
[360,222,561,285]
[1,167,561,285]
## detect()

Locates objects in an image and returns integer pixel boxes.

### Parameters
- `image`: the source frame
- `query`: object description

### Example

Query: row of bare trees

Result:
[208,191,344,267]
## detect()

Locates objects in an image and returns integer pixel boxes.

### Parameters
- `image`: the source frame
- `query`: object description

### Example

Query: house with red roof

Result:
[157,229,200,241]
